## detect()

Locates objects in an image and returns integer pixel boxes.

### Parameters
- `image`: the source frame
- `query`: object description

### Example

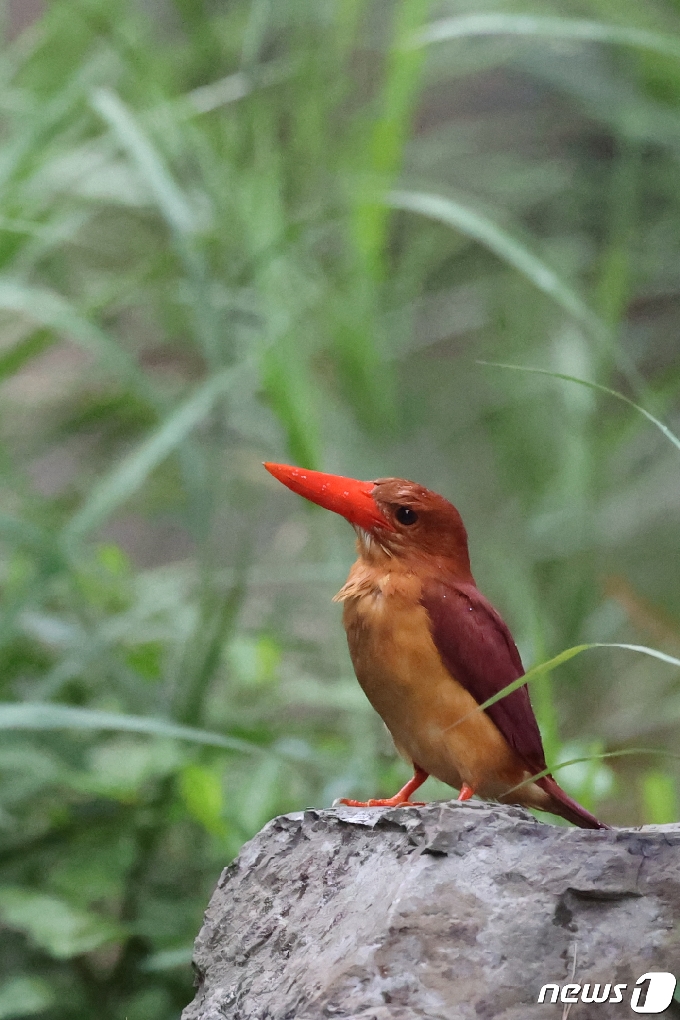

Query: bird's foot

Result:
[457,783,475,802]
[336,796,426,808]
[335,766,429,809]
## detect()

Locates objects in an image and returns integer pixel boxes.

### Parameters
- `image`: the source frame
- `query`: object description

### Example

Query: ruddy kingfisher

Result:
[264,463,609,829]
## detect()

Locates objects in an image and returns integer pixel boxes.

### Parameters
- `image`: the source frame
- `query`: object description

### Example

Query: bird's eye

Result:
[395,506,418,526]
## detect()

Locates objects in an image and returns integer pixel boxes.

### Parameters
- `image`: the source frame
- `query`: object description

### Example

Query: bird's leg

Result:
[457,782,475,802]
[337,766,429,808]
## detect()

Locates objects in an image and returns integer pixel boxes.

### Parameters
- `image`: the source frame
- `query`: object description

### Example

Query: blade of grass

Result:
[354,0,431,276]
[478,362,680,454]
[0,703,263,755]
[0,280,154,402]
[0,514,51,554]
[483,642,680,713]
[92,87,223,368]
[388,190,607,339]
[444,642,680,736]
[173,562,248,728]
[181,58,295,115]
[0,328,53,381]
[0,51,115,192]
[507,747,680,796]
[416,15,680,63]
[91,87,195,236]
[62,368,241,546]
[140,946,194,972]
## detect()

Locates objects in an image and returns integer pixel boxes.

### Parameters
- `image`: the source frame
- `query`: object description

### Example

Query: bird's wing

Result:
[420,578,547,775]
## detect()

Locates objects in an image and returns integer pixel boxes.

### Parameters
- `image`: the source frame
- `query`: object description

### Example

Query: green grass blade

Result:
[140,946,194,972]
[0,280,153,400]
[0,703,262,755]
[354,0,430,276]
[173,568,247,728]
[478,362,680,454]
[445,642,680,735]
[0,514,51,554]
[480,641,680,714]
[91,87,195,235]
[475,644,591,713]
[594,643,680,669]
[0,328,53,381]
[388,190,606,338]
[92,89,223,367]
[184,72,250,113]
[181,59,294,116]
[62,369,239,546]
[507,747,680,795]
[417,15,680,62]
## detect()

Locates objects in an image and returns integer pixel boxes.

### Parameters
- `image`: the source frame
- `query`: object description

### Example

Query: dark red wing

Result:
[420,578,547,774]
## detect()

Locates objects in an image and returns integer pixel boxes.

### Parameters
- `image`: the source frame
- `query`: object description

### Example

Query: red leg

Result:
[338,766,429,808]
[457,782,475,802]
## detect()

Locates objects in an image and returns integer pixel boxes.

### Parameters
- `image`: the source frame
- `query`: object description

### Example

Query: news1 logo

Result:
[537,972,677,1012]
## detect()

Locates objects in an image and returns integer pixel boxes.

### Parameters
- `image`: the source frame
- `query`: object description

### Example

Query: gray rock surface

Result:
[182,801,680,1020]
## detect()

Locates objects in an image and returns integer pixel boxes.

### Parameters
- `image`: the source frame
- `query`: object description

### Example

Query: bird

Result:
[264,462,609,829]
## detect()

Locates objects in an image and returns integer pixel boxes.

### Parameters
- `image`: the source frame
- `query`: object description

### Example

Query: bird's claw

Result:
[334,797,426,808]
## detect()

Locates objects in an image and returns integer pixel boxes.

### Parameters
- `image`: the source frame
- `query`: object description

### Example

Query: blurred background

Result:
[0,0,679,1016]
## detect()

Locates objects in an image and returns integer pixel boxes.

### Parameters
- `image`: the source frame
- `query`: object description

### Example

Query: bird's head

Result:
[264,463,472,577]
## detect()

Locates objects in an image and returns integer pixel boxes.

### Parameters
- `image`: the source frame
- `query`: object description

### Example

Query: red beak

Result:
[264,463,395,533]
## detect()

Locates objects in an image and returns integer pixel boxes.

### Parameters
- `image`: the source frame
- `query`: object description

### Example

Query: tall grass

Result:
[0,1,679,1017]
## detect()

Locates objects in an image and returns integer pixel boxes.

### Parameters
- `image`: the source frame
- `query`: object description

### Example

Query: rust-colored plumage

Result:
[264,463,609,829]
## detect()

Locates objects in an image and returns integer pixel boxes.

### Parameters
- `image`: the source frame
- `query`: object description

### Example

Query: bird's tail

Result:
[537,775,610,830]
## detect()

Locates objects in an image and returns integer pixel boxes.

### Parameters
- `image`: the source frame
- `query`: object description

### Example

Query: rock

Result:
[182,801,680,1020]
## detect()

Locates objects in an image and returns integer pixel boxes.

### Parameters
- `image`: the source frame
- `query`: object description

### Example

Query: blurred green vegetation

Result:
[0,0,679,1016]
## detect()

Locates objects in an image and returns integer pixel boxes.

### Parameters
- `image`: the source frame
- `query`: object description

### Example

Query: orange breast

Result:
[337,563,531,798]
